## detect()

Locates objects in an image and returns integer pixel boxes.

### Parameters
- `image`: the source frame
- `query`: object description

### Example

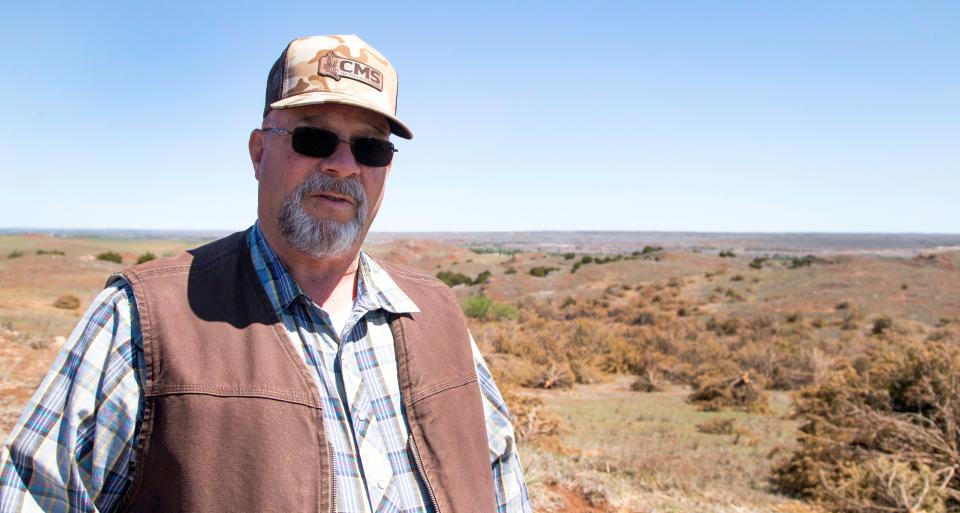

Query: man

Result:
[0,34,530,513]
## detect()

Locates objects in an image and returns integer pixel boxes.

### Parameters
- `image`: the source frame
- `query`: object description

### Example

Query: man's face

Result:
[249,103,392,258]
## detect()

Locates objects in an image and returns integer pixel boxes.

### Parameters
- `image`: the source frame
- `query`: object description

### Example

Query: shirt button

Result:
[377,479,387,490]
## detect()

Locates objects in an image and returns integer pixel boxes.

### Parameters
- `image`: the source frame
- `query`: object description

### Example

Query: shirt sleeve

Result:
[469,332,532,513]
[0,280,145,513]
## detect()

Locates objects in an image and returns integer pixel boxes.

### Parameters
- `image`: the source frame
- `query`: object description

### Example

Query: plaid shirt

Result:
[1,223,530,513]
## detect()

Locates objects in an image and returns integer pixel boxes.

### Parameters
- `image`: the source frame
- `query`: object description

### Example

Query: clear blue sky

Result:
[1,1,957,233]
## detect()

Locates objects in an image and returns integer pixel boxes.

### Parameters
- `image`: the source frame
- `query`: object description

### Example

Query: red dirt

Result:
[546,484,616,513]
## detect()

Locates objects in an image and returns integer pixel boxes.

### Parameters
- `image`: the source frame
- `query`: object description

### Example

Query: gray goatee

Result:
[277,173,368,258]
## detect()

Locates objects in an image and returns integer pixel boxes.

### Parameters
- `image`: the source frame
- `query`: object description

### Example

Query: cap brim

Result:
[270,92,413,140]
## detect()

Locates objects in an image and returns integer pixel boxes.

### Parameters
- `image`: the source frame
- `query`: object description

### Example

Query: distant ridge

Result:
[2,228,958,257]
[0,228,233,241]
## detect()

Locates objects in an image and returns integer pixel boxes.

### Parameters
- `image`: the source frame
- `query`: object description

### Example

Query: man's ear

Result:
[249,129,264,181]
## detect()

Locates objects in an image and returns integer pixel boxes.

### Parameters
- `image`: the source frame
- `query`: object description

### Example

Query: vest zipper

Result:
[329,441,337,513]
[409,435,441,512]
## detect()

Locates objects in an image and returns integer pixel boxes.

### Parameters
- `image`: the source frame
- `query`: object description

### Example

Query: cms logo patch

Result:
[317,51,384,92]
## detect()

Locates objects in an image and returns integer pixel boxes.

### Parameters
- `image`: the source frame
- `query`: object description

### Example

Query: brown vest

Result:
[108,229,496,513]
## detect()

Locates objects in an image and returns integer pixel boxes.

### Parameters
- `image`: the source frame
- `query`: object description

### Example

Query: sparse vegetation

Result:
[786,255,815,269]
[136,252,157,264]
[594,254,623,264]
[36,249,65,256]
[469,247,521,255]
[461,294,518,321]
[96,251,123,263]
[7,250,23,259]
[462,294,493,319]
[436,270,491,287]
[3,231,958,513]
[529,266,559,278]
[52,295,80,309]
[749,257,767,269]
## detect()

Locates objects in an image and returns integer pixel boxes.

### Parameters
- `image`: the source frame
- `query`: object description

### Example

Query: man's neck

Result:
[258,224,362,308]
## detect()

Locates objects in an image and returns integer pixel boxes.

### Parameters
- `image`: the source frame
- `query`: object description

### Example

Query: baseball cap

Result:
[264,34,413,139]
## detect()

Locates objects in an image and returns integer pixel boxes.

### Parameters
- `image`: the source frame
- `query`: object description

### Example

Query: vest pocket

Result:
[128,393,323,512]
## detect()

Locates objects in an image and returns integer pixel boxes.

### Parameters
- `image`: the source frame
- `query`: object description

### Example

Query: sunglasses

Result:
[262,126,397,167]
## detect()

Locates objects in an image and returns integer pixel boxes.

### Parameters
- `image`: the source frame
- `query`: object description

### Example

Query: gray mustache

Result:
[297,173,366,207]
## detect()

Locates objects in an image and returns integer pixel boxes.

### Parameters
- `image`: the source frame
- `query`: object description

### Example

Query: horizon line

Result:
[2,227,959,237]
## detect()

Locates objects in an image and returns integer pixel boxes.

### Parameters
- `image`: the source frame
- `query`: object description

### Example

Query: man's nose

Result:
[319,140,361,178]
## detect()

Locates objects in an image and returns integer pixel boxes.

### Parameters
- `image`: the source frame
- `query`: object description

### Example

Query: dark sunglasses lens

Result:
[352,138,395,167]
[291,127,338,158]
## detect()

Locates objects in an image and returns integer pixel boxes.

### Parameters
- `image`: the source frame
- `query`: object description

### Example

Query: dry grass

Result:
[2,234,958,512]
[517,377,802,512]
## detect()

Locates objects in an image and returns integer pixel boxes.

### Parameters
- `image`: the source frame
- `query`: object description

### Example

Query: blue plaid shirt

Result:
[0,222,530,513]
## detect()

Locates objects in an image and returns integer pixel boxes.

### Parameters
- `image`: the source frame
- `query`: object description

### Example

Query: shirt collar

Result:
[247,221,419,315]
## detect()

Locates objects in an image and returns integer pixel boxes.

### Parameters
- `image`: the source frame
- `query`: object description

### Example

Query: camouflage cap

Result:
[264,34,412,139]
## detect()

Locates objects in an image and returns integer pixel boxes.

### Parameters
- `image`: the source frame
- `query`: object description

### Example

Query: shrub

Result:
[137,252,157,264]
[96,251,122,263]
[631,311,655,326]
[504,267,517,275]
[7,250,24,259]
[580,255,594,264]
[526,362,574,389]
[36,249,65,255]
[462,294,493,319]
[688,365,769,413]
[724,288,745,301]
[529,266,559,278]
[719,250,736,258]
[594,254,623,264]
[707,316,741,336]
[53,295,80,309]
[472,270,491,285]
[436,271,472,287]
[787,255,815,269]
[570,262,581,274]
[749,257,767,269]
[489,302,519,321]
[462,294,516,321]
[631,368,665,392]
[772,341,960,512]
[501,389,562,448]
[563,252,575,260]
[872,316,893,335]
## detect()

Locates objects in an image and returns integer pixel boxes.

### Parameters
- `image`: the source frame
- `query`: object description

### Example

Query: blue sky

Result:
[1,1,957,233]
